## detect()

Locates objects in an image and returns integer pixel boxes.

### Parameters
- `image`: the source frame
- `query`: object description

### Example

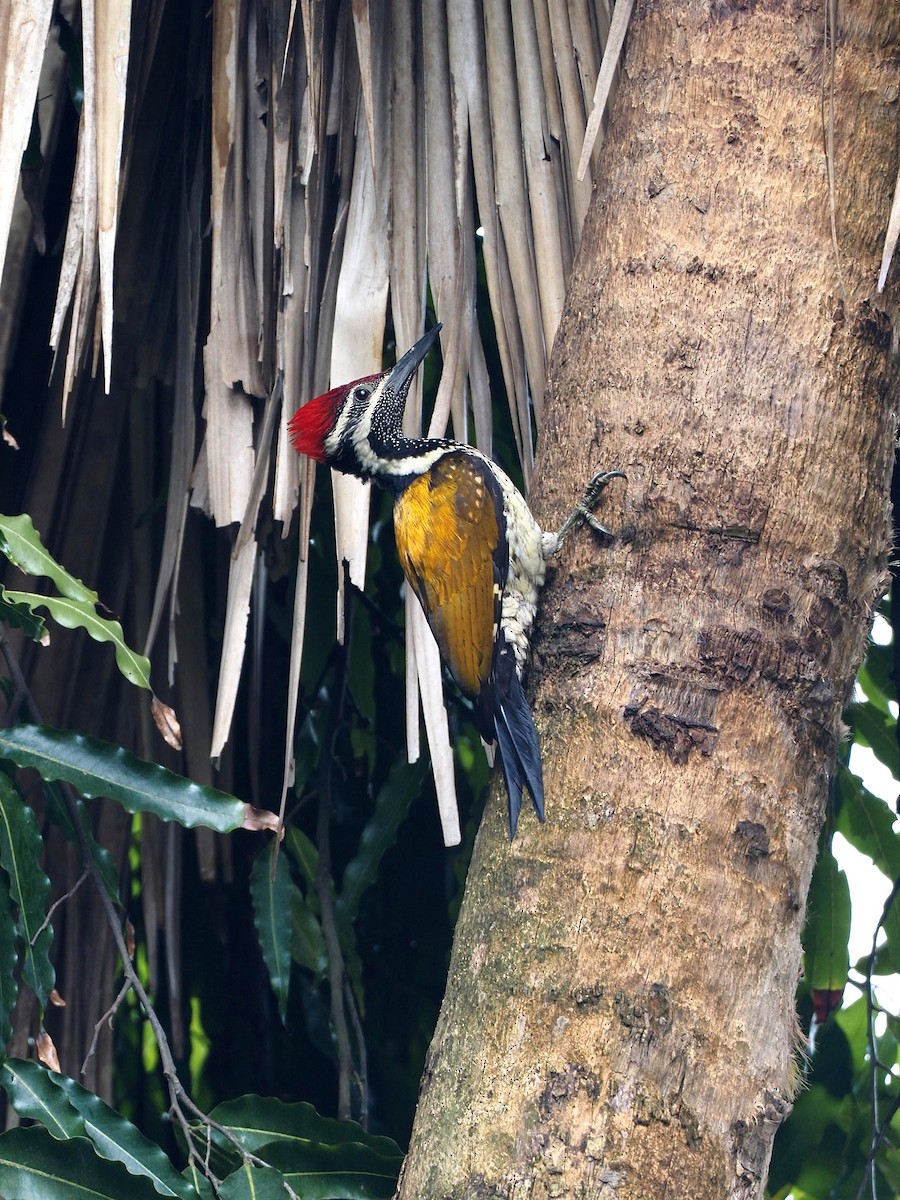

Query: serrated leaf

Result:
[0,589,46,641]
[0,1126,178,1200]
[335,762,420,929]
[290,887,327,977]
[2,591,150,690]
[258,1136,402,1200]
[250,843,295,1024]
[218,1164,287,1200]
[0,776,54,1010]
[0,514,98,604]
[2,1059,193,1200]
[804,841,851,993]
[0,725,246,832]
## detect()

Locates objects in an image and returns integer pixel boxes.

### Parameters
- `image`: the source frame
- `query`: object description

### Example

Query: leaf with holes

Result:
[0,589,46,642]
[2,592,150,691]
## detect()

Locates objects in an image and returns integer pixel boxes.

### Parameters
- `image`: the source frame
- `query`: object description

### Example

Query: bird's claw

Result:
[579,470,626,539]
[582,470,627,509]
[582,509,615,539]
[551,469,625,549]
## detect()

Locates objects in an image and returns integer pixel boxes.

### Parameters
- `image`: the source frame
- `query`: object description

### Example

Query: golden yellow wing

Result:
[393,451,506,699]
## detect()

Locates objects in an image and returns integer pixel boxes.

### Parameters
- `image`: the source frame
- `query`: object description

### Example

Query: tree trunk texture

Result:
[396,1,899,1197]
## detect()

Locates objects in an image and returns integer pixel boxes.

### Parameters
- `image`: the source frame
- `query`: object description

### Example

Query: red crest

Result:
[288,387,345,463]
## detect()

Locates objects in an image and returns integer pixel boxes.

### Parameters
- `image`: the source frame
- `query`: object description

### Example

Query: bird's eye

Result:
[354,386,371,401]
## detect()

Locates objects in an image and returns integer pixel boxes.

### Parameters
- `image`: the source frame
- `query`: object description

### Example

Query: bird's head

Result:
[288,325,442,478]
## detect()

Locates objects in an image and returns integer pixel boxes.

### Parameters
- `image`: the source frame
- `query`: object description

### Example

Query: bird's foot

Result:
[552,470,626,549]
[578,470,627,537]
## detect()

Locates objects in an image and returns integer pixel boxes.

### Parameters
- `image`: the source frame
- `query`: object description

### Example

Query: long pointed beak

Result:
[384,324,442,395]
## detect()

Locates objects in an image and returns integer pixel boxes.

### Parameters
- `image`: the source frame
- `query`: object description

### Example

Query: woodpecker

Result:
[289,326,623,836]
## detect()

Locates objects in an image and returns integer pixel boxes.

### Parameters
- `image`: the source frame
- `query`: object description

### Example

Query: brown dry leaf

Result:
[49,988,66,1008]
[35,1030,61,1071]
[150,695,182,751]
[1,420,19,449]
[242,804,281,834]
[125,918,136,960]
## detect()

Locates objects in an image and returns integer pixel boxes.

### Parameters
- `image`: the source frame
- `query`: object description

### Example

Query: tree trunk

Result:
[396,1,899,1196]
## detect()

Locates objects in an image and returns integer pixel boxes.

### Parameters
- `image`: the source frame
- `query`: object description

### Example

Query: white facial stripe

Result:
[325,377,388,458]
[355,442,449,477]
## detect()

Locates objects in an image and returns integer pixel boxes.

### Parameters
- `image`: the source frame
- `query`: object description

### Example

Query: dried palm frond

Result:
[1,1,633,851]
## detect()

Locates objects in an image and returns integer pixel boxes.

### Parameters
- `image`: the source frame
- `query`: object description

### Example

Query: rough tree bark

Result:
[396,1,899,1196]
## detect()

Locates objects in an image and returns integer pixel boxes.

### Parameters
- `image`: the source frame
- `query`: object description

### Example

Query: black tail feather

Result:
[494,671,545,838]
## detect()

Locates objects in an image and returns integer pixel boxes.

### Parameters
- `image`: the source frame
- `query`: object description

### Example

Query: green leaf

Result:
[258,1136,402,1200]
[182,1164,215,1199]
[836,764,900,878]
[0,775,54,1010]
[848,701,899,777]
[0,1060,199,1200]
[856,642,893,713]
[250,844,295,1024]
[0,1126,179,1200]
[0,514,98,604]
[0,725,247,832]
[201,1095,401,1161]
[803,840,851,993]
[336,762,420,929]
[2,592,151,690]
[284,826,319,893]
[218,1164,288,1200]
[0,854,20,1044]
[43,780,120,903]
[0,589,46,641]
[290,887,327,977]
[60,1086,197,1199]
[0,1059,83,1140]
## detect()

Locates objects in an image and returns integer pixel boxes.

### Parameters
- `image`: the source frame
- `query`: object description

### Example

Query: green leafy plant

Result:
[0,517,407,1198]
[770,612,900,1199]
